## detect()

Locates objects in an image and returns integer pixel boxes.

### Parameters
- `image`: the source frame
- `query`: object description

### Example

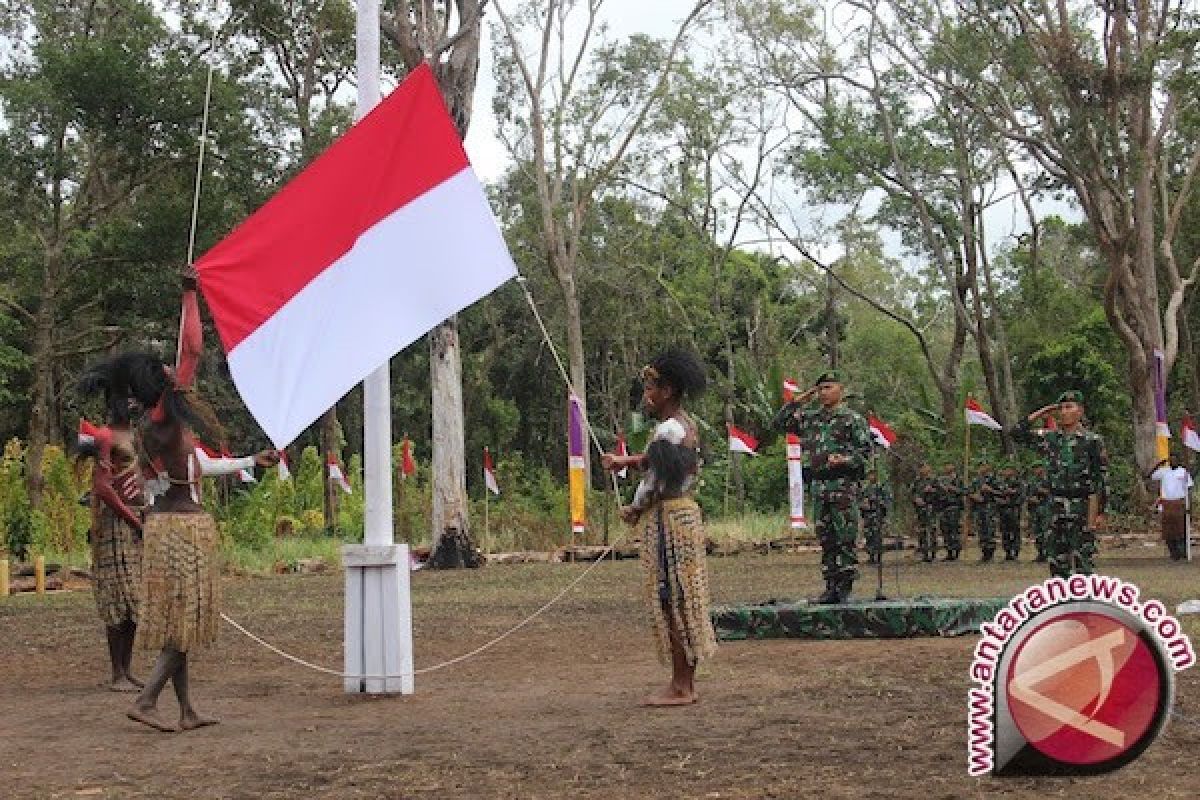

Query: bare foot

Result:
[109,677,141,693]
[179,711,220,731]
[126,674,145,689]
[640,686,697,707]
[127,707,176,733]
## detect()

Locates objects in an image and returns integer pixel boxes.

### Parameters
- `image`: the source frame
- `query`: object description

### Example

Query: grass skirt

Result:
[638,497,718,667]
[90,507,141,628]
[136,512,219,652]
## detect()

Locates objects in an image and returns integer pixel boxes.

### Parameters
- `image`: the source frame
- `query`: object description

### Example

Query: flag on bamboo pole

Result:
[483,446,500,495]
[868,415,897,449]
[327,453,352,494]
[782,377,801,401]
[786,433,807,529]
[1183,414,1200,452]
[1154,349,1171,463]
[568,394,586,534]
[194,63,517,447]
[964,397,1002,430]
[728,423,759,455]
[400,437,416,480]
[277,449,291,480]
[614,432,629,480]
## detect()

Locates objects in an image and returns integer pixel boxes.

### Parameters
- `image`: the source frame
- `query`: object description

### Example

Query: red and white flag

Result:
[78,418,102,448]
[782,377,801,402]
[615,432,629,480]
[1183,414,1200,452]
[223,447,256,483]
[327,454,352,494]
[400,438,416,480]
[277,449,291,481]
[964,397,1002,430]
[195,64,517,447]
[868,415,897,449]
[728,423,758,456]
[483,447,500,495]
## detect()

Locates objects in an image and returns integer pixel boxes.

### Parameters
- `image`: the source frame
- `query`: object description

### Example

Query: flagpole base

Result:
[343,544,414,694]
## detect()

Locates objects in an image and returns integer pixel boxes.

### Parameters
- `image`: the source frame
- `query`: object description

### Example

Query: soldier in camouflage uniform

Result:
[912,462,939,562]
[859,469,892,564]
[775,370,873,603]
[1012,390,1108,578]
[1024,463,1052,562]
[968,462,998,562]
[994,463,1025,560]
[934,464,965,561]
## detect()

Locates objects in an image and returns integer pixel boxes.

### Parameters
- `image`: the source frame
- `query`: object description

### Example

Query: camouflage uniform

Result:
[968,469,997,562]
[1024,470,1052,562]
[993,469,1025,560]
[859,481,892,564]
[912,471,940,562]
[1013,414,1108,578]
[934,470,965,560]
[780,399,873,599]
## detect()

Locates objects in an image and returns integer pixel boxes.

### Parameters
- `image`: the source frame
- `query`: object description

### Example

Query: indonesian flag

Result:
[728,423,758,455]
[1183,414,1200,452]
[327,454,352,494]
[615,432,629,480]
[400,438,416,480]
[277,449,291,481]
[223,447,256,483]
[483,446,500,495]
[78,418,102,448]
[964,397,1002,430]
[782,377,801,402]
[868,415,897,449]
[195,64,517,447]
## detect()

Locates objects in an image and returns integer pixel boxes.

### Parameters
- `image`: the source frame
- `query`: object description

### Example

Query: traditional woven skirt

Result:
[136,512,220,652]
[90,508,142,628]
[1161,499,1187,542]
[638,496,718,666]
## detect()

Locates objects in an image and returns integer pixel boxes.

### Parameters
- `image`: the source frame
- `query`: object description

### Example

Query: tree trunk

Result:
[428,318,481,567]
[319,408,340,534]
[826,270,839,369]
[26,303,55,510]
[561,267,591,478]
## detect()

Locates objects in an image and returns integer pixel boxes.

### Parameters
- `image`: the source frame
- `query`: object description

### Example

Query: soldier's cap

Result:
[813,369,843,386]
[1057,389,1084,404]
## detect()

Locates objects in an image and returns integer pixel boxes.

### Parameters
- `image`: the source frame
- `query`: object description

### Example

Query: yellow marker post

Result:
[0,558,9,598]
[34,555,45,594]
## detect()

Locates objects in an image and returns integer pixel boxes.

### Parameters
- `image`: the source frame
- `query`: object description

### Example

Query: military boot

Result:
[817,578,840,604]
[837,575,854,603]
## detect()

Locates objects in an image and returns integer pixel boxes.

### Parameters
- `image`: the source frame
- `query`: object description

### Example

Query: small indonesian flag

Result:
[400,438,416,479]
[277,449,291,480]
[868,415,897,448]
[782,377,801,402]
[223,447,256,483]
[483,446,500,495]
[615,432,629,480]
[964,397,1002,430]
[78,418,102,448]
[728,423,759,456]
[1183,414,1200,452]
[327,454,352,494]
[195,64,517,447]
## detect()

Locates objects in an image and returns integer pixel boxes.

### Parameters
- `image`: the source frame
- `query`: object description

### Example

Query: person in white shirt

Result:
[1150,455,1192,561]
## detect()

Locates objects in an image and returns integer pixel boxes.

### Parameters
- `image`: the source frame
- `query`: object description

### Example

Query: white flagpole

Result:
[344,0,413,694]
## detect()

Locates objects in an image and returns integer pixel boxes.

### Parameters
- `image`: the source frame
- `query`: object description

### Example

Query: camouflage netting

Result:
[712,596,1011,640]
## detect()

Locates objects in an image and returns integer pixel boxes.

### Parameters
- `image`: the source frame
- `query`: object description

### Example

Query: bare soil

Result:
[2,546,1198,798]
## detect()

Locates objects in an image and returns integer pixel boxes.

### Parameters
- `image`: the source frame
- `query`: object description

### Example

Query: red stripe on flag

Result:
[196,63,469,351]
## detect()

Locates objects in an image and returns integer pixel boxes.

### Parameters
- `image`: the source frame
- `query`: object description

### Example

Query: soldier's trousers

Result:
[998,509,1021,556]
[973,510,996,556]
[939,511,962,554]
[916,510,938,560]
[1047,497,1096,578]
[1030,507,1051,559]
[863,514,884,559]
[813,480,860,582]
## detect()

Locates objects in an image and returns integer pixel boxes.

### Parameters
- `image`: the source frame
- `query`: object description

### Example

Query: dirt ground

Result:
[2,545,1199,799]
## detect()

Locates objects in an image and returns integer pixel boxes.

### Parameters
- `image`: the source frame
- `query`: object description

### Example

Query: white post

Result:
[343,0,414,695]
